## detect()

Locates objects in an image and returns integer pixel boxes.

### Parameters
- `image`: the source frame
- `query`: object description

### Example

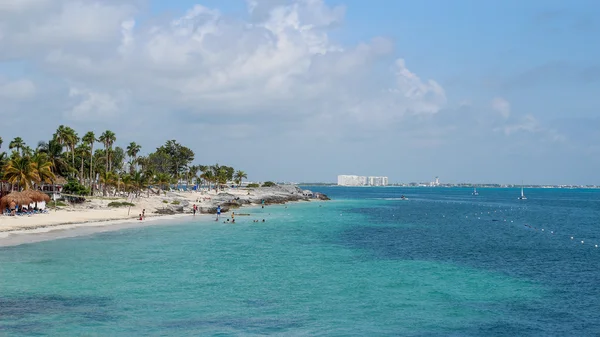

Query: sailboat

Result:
[472,187,479,196]
[518,186,527,200]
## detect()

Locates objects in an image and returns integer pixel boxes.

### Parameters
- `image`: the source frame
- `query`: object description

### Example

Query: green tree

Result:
[37,139,69,176]
[234,170,248,186]
[99,130,116,171]
[8,137,25,155]
[75,144,91,184]
[126,142,141,173]
[3,155,39,190]
[32,152,56,186]
[54,125,79,173]
[112,147,126,172]
[153,172,171,194]
[82,131,97,192]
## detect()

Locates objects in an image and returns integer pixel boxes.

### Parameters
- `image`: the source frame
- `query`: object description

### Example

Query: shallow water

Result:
[1,187,599,336]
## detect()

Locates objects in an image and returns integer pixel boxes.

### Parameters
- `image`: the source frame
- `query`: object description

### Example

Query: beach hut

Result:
[22,190,51,210]
[0,191,34,213]
[22,190,51,203]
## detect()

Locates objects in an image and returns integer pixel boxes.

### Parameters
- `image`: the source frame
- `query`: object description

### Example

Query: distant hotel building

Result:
[337,175,388,186]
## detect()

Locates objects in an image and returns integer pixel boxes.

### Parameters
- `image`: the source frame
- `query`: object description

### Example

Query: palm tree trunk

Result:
[71,146,75,177]
[80,156,84,184]
[89,144,94,195]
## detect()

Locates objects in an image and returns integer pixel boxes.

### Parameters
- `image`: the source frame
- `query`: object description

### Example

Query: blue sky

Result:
[0,0,599,184]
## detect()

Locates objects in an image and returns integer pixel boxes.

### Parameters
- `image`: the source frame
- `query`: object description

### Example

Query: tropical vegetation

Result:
[0,126,251,198]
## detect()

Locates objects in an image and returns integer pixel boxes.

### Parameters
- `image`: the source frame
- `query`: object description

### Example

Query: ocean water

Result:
[1,187,600,336]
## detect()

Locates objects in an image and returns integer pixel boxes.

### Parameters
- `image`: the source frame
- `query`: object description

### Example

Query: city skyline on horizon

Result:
[1,0,598,185]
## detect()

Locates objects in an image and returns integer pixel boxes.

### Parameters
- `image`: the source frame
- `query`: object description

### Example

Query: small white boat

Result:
[518,187,527,200]
[472,187,479,196]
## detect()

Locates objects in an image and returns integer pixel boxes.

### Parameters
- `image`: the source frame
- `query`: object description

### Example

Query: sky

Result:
[0,0,599,185]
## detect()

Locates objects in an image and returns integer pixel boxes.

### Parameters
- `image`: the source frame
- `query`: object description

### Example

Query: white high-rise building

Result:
[337,175,367,186]
[338,175,388,186]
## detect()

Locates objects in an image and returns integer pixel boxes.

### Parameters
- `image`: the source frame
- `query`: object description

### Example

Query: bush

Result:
[171,200,180,205]
[48,201,67,207]
[262,181,277,187]
[247,183,260,188]
[108,201,135,207]
[62,179,90,196]
[162,200,169,203]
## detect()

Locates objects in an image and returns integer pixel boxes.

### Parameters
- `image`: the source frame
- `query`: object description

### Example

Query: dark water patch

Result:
[162,315,305,334]
[0,294,113,320]
[0,320,53,336]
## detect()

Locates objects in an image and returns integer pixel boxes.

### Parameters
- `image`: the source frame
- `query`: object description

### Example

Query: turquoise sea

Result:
[1,187,600,336]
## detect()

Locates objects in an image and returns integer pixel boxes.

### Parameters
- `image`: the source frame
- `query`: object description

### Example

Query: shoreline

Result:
[0,185,327,247]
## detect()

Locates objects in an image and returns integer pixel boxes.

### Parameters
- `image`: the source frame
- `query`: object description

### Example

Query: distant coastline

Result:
[297,183,600,189]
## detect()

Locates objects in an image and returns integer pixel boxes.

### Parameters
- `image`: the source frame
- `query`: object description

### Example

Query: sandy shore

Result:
[0,185,325,243]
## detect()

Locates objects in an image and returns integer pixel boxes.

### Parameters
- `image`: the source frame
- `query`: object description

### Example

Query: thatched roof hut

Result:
[22,190,51,203]
[0,192,34,211]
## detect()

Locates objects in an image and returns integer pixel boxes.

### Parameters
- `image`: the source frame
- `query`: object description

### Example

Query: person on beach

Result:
[138,214,143,220]
[142,209,146,219]
[193,204,197,215]
[9,200,16,216]
[216,205,221,221]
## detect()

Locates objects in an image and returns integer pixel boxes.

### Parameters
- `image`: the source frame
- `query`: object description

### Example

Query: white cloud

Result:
[0,0,446,134]
[0,79,36,100]
[495,114,565,143]
[0,0,578,183]
[491,97,511,119]
[65,87,123,121]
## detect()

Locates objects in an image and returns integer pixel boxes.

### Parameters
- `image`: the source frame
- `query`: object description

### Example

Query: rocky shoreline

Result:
[154,185,330,215]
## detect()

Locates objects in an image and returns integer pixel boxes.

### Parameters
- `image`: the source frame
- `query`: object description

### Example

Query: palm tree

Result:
[132,171,148,197]
[8,137,25,155]
[234,170,248,186]
[82,131,96,192]
[0,152,7,181]
[31,153,56,186]
[99,170,116,197]
[99,130,116,172]
[153,173,171,194]
[126,142,141,173]
[188,165,200,188]
[37,139,68,176]
[200,168,214,191]
[54,125,79,175]
[3,155,40,190]
[75,144,91,184]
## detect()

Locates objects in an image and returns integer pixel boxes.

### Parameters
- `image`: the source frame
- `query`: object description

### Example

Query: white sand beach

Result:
[0,185,324,241]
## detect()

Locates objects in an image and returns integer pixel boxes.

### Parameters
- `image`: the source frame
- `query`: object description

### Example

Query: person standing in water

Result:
[216,205,221,221]
[231,212,235,223]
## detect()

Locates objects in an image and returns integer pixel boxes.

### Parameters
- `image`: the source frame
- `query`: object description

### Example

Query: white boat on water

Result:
[472,187,479,196]
[518,187,527,200]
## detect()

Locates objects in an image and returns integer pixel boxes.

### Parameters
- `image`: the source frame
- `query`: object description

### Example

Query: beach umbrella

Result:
[0,192,34,211]
[21,189,51,203]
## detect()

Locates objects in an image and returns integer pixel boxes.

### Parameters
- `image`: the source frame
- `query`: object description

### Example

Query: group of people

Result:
[138,209,146,220]
[3,200,48,216]
[214,205,265,224]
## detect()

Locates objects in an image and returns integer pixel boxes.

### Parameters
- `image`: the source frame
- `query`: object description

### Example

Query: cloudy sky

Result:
[1,0,599,184]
